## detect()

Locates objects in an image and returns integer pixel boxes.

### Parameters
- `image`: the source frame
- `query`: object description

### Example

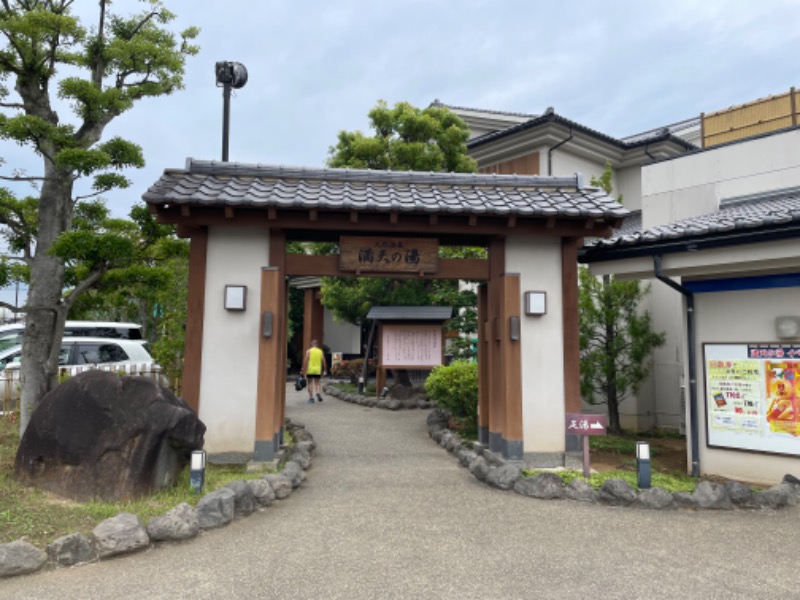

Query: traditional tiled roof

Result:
[468,110,697,151]
[585,187,800,251]
[143,159,629,221]
[620,117,701,144]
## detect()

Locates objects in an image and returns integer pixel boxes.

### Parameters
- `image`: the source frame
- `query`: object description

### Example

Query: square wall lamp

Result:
[224,285,247,311]
[524,291,547,316]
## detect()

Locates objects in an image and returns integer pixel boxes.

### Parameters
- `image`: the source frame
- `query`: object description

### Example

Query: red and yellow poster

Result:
[704,344,800,456]
[764,361,800,436]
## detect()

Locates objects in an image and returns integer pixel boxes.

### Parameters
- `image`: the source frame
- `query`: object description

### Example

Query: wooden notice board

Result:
[340,236,438,274]
[380,324,443,368]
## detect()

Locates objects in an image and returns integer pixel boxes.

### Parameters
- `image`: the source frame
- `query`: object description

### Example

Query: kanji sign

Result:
[565,413,607,436]
[340,236,438,274]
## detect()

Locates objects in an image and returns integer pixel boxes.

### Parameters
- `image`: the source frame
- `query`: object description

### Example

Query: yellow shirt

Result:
[306,347,324,375]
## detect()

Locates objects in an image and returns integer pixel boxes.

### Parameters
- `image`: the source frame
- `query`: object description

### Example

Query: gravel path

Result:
[1,384,797,599]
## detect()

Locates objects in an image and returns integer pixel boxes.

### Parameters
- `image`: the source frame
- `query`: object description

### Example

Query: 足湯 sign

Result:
[565,413,607,436]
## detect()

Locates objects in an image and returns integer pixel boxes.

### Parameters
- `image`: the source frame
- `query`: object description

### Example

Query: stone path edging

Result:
[323,382,432,410]
[425,408,800,511]
[0,418,315,579]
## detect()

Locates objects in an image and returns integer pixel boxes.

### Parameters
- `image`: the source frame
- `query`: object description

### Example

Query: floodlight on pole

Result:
[215,61,248,162]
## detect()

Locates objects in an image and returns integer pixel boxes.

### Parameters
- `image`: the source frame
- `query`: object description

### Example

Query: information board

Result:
[381,324,442,368]
[704,343,800,456]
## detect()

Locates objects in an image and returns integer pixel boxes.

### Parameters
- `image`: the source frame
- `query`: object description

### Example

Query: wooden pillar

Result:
[255,230,287,461]
[302,288,325,351]
[487,237,505,454]
[182,227,207,414]
[501,273,523,459]
[477,283,490,446]
[562,238,582,452]
[256,267,281,461]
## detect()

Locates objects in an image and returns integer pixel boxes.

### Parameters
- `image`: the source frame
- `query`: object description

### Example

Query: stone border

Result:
[323,382,432,410]
[426,408,800,511]
[0,419,315,579]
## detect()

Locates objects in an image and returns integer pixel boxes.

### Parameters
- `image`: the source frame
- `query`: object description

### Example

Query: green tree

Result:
[578,163,664,433]
[327,100,477,173]
[0,1,199,431]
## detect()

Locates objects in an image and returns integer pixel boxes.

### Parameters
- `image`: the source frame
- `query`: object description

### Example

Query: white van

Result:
[0,321,143,351]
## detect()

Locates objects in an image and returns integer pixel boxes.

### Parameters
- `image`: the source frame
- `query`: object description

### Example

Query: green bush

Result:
[424,360,478,430]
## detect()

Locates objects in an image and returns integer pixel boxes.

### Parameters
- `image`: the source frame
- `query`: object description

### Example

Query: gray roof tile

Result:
[142,159,629,222]
[586,188,800,250]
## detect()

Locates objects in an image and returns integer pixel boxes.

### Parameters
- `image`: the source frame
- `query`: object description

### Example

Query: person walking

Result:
[301,339,327,403]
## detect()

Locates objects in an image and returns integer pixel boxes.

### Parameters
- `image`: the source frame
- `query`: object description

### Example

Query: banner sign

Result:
[704,343,800,456]
[340,236,438,274]
[565,413,607,436]
[380,324,442,368]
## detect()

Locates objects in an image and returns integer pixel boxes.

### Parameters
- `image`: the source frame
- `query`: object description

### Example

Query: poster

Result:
[704,344,800,456]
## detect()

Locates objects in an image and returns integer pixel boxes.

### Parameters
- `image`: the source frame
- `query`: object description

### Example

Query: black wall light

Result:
[216,61,248,162]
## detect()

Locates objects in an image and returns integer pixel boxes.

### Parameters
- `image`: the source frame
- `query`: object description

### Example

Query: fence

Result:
[702,87,799,147]
[1,363,181,414]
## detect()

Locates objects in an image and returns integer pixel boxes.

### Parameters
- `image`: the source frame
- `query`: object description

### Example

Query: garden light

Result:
[190,450,206,494]
[636,442,651,489]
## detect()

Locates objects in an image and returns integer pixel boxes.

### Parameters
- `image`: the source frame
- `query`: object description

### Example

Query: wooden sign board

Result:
[381,324,443,368]
[340,236,438,274]
[565,413,607,436]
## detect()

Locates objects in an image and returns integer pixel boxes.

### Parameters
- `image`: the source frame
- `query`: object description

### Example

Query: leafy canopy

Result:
[327,100,477,173]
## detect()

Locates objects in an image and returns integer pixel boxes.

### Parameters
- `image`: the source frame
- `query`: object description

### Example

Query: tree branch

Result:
[0,174,46,182]
[62,263,109,309]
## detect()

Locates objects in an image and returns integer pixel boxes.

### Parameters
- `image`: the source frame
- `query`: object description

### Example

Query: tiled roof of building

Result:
[468,110,697,151]
[620,117,701,144]
[586,188,800,250]
[143,159,629,220]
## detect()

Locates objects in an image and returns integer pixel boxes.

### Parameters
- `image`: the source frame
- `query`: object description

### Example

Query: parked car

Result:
[0,337,157,371]
[0,321,144,352]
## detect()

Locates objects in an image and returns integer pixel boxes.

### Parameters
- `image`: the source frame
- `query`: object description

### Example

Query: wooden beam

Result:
[309,209,318,221]
[224,206,234,219]
[285,253,490,280]
[256,268,280,450]
[430,214,438,225]
[181,205,191,217]
[507,216,517,228]
[477,284,490,445]
[350,211,358,223]
[502,273,523,450]
[390,211,398,224]
[153,207,606,238]
[469,215,477,227]
[268,207,277,220]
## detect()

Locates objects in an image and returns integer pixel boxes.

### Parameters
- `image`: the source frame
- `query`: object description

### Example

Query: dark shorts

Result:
[306,374,321,380]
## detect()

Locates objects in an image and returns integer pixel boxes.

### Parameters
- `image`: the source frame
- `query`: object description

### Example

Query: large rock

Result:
[514,472,566,499]
[92,513,150,559]
[693,481,732,510]
[0,540,47,578]
[196,488,236,529]
[468,456,491,482]
[248,479,277,506]
[635,487,676,510]
[598,478,638,506]
[225,480,257,518]
[47,532,95,566]
[754,483,797,509]
[146,503,200,542]
[486,464,522,490]
[15,370,205,502]
[263,474,293,499]
[565,479,598,503]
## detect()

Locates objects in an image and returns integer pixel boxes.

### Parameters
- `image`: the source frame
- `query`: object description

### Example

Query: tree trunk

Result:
[19,168,73,434]
[603,274,622,434]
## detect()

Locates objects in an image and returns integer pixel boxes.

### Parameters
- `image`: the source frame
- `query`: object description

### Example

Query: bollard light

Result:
[190,450,206,494]
[358,376,365,395]
[636,441,651,489]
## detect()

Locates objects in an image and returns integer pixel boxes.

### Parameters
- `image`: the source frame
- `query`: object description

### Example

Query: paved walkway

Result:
[2,385,798,599]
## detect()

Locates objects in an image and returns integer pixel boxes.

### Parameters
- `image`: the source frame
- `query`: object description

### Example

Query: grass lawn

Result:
[0,414,277,548]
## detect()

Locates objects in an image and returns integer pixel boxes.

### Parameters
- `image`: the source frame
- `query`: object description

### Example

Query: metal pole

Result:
[221,81,231,162]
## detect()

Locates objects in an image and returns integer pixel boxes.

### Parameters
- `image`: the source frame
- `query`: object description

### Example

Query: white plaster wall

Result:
[199,226,269,454]
[506,235,565,453]
[550,151,607,184]
[694,287,800,485]
[324,310,361,354]
[615,166,642,211]
[642,128,800,228]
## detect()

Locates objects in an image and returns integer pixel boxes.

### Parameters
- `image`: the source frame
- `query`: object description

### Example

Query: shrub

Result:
[424,360,478,432]
[331,358,376,383]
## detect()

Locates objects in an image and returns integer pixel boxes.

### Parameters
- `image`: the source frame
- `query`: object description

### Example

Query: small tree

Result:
[579,162,664,433]
[578,267,665,434]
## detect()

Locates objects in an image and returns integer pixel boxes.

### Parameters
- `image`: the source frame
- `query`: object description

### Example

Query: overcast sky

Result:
[3,0,800,220]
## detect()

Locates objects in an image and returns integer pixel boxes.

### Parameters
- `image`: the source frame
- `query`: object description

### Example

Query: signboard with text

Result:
[340,236,438,274]
[380,324,443,368]
[704,343,800,456]
[565,413,607,436]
